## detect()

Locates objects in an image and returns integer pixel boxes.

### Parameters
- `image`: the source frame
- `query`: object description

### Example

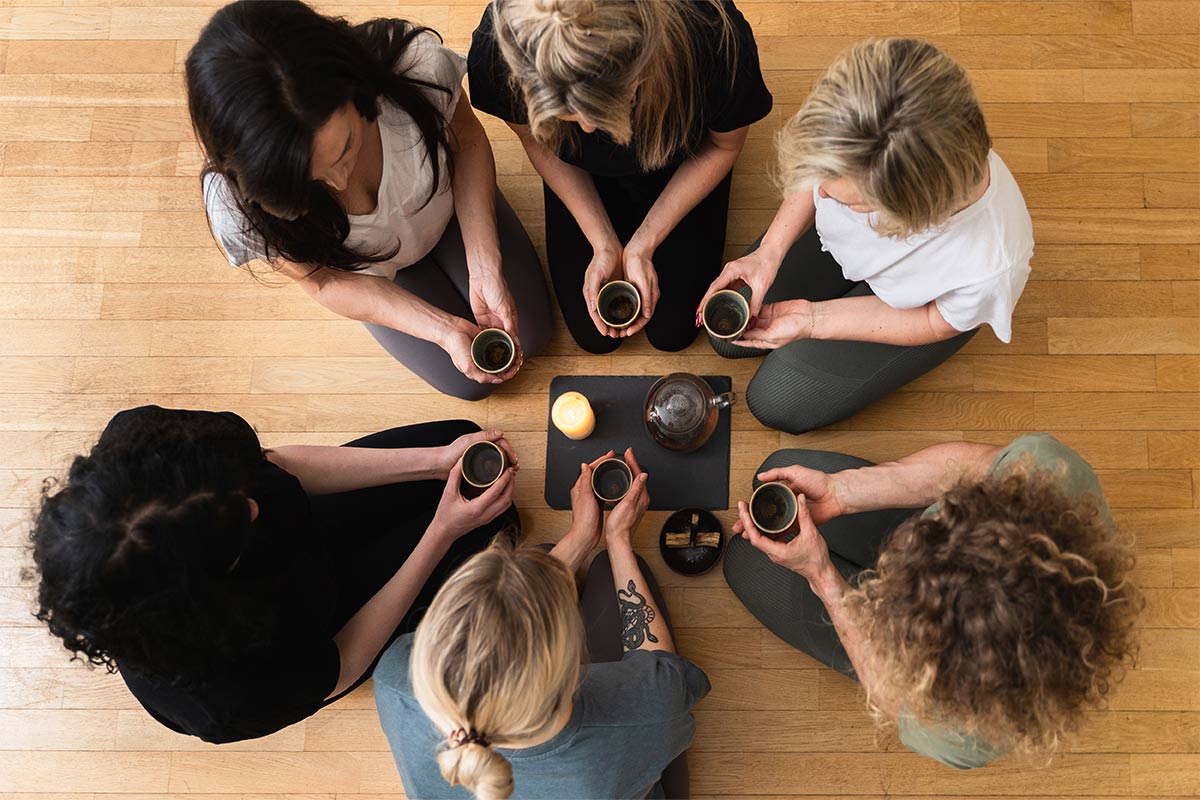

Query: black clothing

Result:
[467,0,771,353]
[468,0,773,177]
[118,414,513,743]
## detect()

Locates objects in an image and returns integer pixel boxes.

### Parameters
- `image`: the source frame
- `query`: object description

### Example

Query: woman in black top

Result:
[27,406,517,743]
[469,0,772,353]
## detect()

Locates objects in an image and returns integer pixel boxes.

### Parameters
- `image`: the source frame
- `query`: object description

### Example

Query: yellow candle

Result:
[552,391,596,440]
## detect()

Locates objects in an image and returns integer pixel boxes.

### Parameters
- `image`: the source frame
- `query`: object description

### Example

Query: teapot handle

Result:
[710,391,736,410]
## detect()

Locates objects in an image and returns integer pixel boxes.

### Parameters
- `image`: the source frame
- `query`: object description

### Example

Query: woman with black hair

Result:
[28,405,519,743]
[188,0,552,400]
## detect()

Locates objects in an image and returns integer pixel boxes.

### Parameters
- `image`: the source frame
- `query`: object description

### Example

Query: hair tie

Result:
[449,728,491,749]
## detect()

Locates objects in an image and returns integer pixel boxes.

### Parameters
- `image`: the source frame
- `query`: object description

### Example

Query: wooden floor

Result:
[0,0,1197,797]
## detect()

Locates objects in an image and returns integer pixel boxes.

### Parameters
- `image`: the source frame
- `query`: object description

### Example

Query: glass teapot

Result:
[643,373,735,453]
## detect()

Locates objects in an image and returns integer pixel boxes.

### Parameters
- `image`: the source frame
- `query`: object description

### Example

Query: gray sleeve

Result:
[202,172,268,267]
[622,650,712,714]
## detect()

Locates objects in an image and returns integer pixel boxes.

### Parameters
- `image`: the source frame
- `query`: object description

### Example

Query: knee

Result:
[447,381,497,402]
[745,362,851,434]
[754,448,874,478]
[646,325,699,353]
[443,419,482,437]
[575,334,623,355]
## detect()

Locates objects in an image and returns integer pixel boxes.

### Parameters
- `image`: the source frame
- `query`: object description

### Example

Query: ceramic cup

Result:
[750,481,799,536]
[471,328,516,374]
[597,280,642,329]
[460,440,507,498]
[702,288,751,340]
[591,457,633,504]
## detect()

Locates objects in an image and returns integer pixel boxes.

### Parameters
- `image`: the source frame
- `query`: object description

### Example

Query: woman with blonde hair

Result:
[374,452,710,798]
[468,0,772,353]
[723,434,1141,768]
[701,38,1034,433]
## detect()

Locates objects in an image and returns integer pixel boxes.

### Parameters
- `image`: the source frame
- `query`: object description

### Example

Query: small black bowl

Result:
[659,508,725,576]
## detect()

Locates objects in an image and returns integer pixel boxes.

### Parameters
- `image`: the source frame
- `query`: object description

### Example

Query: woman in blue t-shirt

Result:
[374,451,710,799]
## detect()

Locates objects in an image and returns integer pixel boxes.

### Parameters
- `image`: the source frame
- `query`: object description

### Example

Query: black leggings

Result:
[545,166,733,354]
[314,419,518,699]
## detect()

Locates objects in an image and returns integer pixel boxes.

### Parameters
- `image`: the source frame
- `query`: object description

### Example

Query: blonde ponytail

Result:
[437,737,514,800]
[411,540,586,800]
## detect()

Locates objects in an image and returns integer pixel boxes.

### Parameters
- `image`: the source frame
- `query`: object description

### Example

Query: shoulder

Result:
[898,711,1003,770]
[373,633,417,698]
[201,171,265,267]
[581,651,711,724]
[991,434,1097,481]
[979,151,1035,263]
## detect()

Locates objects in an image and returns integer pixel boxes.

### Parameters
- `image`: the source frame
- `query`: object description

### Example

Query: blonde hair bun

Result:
[532,0,597,26]
[437,742,514,800]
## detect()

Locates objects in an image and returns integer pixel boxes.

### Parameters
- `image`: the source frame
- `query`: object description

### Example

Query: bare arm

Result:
[274,260,505,385]
[265,430,518,496]
[325,459,515,699]
[700,190,816,317]
[625,127,748,259]
[603,452,673,653]
[736,294,968,350]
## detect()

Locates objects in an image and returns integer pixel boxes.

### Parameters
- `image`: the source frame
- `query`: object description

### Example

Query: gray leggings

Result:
[364,191,552,401]
[722,449,918,679]
[709,229,977,433]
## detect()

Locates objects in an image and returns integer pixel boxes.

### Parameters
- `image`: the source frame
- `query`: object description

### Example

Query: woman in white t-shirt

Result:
[700,38,1033,433]
[187,0,552,400]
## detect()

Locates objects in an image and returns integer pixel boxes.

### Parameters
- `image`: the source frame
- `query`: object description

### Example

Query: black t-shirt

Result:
[467,0,773,178]
[111,407,342,744]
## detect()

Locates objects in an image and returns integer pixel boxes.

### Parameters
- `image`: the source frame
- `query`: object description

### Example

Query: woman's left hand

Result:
[470,269,523,369]
[620,244,659,338]
[437,429,519,481]
[734,494,831,581]
[733,299,815,350]
[565,452,612,551]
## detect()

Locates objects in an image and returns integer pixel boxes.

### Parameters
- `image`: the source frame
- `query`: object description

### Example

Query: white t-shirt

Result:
[204,29,467,280]
[812,150,1033,342]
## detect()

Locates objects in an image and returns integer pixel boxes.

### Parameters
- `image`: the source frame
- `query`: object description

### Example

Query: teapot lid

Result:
[648,374,707,434]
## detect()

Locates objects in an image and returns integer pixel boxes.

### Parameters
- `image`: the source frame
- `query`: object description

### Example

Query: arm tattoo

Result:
[618,579,659,651]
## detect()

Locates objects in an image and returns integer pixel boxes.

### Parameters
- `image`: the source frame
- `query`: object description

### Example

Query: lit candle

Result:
[551,391,595,440]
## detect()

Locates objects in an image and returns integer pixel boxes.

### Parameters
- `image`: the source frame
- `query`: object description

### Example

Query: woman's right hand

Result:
[441,317,519,385]
[428,458,514,543]
[582,242,624,338]
[604,448,649,548]
[753,465,845,524]
[697,246,782,322]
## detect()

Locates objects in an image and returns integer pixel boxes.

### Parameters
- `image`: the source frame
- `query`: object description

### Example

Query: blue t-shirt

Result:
[374,634,710,799]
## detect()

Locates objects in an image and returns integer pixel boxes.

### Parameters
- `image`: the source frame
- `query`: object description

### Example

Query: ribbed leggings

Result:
[709,229,977,434]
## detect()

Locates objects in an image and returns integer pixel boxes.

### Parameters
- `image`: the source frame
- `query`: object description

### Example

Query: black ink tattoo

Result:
[618,579,659,651]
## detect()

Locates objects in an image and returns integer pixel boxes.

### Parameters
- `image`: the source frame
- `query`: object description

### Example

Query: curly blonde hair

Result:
[846,462,1141,754]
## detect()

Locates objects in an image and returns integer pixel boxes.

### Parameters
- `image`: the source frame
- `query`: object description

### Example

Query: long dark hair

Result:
[27,406,279,688]
[186,0,453,271]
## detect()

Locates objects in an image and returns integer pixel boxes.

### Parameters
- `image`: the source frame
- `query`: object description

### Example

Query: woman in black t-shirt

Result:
[27,405,518,743]
[469,0,772,353]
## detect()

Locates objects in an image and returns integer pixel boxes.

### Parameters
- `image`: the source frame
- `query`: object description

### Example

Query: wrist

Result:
[466,251,503,280]
[604,531,635,552]
[808,560,844,603]
[424,520,459,549]
[626,228,659,258]
[796,299,819,339]
[587,229,621,258]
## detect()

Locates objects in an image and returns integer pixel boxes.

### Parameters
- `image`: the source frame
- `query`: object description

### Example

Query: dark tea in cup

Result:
[591,457,633,503]
[750,481,798,535]
[702,288,751,340]
[471,328,516,374]
[461,441,507,498]
[597,281,641,329]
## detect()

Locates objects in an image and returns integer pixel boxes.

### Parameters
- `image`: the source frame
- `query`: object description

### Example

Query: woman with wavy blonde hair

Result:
[374,453,710,798]
[702,38,1034,435]
[723,433,1141,768]
[468,0,773,354]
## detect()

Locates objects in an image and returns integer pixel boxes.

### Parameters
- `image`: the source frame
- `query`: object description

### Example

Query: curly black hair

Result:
[28,406,281,688]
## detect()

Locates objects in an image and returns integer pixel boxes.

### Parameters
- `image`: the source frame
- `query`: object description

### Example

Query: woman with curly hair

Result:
[27,405,518,743]
[188,0,551,400]
[723,435,1141,768]
[468,0,772,353]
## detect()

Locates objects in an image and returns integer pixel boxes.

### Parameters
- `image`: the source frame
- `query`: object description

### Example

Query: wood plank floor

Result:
[0,0,1197,797]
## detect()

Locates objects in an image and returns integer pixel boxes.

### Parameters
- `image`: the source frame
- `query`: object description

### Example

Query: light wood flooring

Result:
[0,0,1198,797]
